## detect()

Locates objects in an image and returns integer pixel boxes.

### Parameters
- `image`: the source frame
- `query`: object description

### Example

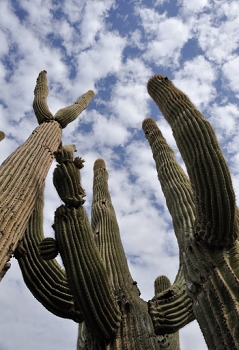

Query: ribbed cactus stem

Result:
[0,121,62,278]
[54,205,121,340]
[18,189,83,322]
[33,70,54,124]
[142,118,195,248]
[0,71,94,279]
[147,74,239,349]
[86,159,160,349]
[54,90,95,128]
[154,276,180,350]
[91,159,134,289]
[147,75,237,247]
[149,267,194,335]
[155,275,171,294]
[53,148,121,340]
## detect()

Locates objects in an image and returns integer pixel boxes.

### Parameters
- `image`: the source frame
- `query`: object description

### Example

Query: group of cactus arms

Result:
[0,71,238,350]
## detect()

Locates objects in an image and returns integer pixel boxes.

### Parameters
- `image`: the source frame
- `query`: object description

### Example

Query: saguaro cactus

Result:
[18,145,182,349]
[145,75,239,350]
[0,71,94,279]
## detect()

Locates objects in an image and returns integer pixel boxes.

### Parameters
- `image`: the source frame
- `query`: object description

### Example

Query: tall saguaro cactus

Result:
[145,75,239,349]
[18,144,182,349]
[0,71,94,279]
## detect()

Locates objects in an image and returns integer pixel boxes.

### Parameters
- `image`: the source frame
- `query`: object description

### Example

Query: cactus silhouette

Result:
[0,71,94,280]
[18,144,181,349]
[145,75,239,350]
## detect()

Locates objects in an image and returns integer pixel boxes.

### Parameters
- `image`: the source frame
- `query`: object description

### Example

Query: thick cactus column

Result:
[0,71,94,279]
[52,147,121,341]
[143,118,195,334]
[146,75,239,349]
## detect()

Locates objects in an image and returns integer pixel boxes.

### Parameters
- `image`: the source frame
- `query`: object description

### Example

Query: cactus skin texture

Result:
[146,74,239,350]
[154,276,180,350]
[17,189,84,322]
[0,71,94,280]
[20,144,179,348]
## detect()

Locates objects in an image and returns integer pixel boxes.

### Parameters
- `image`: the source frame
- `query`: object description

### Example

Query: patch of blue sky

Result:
[154,0,179,17]
[106,1,138,35]
[2,45,21,81]
[94,74,117,102]
[180,38,203,62]
[11,0,28,22]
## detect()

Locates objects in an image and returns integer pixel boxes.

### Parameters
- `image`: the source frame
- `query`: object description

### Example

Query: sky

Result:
[0,0,238,349]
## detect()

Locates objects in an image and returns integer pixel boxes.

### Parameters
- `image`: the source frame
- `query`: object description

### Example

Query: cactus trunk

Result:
[146,74,239,349]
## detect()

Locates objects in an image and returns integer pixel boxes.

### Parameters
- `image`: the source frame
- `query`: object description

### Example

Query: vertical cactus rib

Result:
[89,159,160,349]
[33,70,54,124]
[142,118,195,248]
[91,159,134,289]
[18,190,84,322]
[154,275,180,350]
[54,90,95,129]
[54,204,121,340]
[146,74,239,350]
[0,121,62,277]
[52,149,121,340]
[147,75,238,247]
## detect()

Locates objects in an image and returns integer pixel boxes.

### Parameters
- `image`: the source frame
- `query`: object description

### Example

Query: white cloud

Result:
[173,55,216,109]
[137,8,192,66]
[222,56,239,93]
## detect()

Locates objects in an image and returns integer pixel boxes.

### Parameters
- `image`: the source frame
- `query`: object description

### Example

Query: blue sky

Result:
[0,0,239,349]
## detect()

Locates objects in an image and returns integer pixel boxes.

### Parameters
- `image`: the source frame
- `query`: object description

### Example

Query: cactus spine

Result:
[146,75,239,349]
[0,71,94,279]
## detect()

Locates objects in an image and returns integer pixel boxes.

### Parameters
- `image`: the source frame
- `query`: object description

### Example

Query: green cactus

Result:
[154,276,180,350]
[145,75,239,349]
[18,144,182,349]
[0,71,94,280]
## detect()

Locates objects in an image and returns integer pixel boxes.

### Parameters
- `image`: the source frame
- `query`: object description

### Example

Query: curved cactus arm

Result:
[0,71,94,279]
[17,189,83,323]
[53,148,121,340]
[147,75,238,247]
[33,70,54,124]
[142,117,195,249]
[91,159,137,291]
[54,90,95,129]
[149,266,194,335]
[154,275,181,350]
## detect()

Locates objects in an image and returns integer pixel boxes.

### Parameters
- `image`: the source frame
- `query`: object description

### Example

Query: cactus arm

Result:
[149,266,194,336]
[142,117,195,249]
[0,71,94,279]
[91,159,136,289]
[17,190,83,322]
[54,90,95,129]
[88,159,160,349]
[154,275,181,350]
[147,75,237,247]
[53,149,121,340]
[33,70,54,124]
